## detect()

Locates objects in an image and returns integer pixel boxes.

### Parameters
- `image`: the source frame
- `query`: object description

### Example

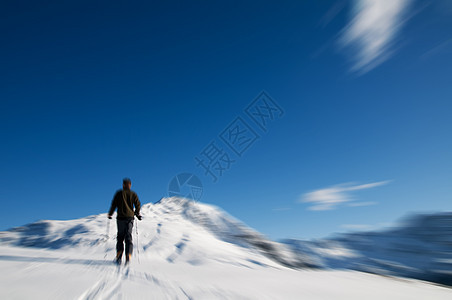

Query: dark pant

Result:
[116,218,134,257]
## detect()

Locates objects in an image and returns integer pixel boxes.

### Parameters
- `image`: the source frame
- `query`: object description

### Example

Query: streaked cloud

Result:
[319,1,346,27]
[300,180,390,211]
[347,201,377,207]
[339,0,413,74]
[421,38,452,60]
[341,221,395,232]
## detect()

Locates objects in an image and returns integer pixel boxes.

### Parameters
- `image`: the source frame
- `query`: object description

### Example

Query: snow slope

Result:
[284,213,452,286]
[0,197,451,299]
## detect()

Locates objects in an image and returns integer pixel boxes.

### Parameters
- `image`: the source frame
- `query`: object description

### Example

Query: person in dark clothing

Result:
[108,178,142,264]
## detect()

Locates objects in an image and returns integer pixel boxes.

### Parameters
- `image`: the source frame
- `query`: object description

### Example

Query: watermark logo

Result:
[167,173,203,201]
[245,91,284,132]
[219,116,259,157]
[195,91,284,183]
[195,141,236,183]
[166,91,284,202]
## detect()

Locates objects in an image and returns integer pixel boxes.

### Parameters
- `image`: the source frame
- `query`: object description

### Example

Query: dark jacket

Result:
[108,189,141,219]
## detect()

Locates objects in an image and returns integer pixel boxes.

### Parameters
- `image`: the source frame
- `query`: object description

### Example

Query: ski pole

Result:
[135,218,140,264]
[104,218,110,259]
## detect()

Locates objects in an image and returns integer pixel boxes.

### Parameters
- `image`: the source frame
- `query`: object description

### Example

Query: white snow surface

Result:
[0,197,451,299]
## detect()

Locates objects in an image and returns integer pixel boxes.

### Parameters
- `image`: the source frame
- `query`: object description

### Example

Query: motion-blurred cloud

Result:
[300,180,391,211]
[339,0,413,74]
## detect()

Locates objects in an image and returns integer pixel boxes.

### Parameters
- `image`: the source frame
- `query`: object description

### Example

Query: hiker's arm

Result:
[134,193,141,217]
[108,192,118,217]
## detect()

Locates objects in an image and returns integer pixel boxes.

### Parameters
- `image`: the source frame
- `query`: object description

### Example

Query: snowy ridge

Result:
[283,212,452,286]
[155,197,317,268]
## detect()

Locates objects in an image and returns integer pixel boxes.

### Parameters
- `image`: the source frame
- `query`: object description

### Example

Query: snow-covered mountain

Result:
[0,197,451,299]
[0,197,313,269]
[283,213,452,286]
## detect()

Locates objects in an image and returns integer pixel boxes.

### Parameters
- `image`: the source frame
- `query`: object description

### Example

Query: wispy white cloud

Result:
[339,0,413,74]
[341,221,396,232]
[319,1,346,27]
[421,38,452,60]
[300,180,390,211]
[347,201,377,207]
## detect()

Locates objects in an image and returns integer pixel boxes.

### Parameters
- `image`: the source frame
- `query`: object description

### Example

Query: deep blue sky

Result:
[1,0,451,239]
